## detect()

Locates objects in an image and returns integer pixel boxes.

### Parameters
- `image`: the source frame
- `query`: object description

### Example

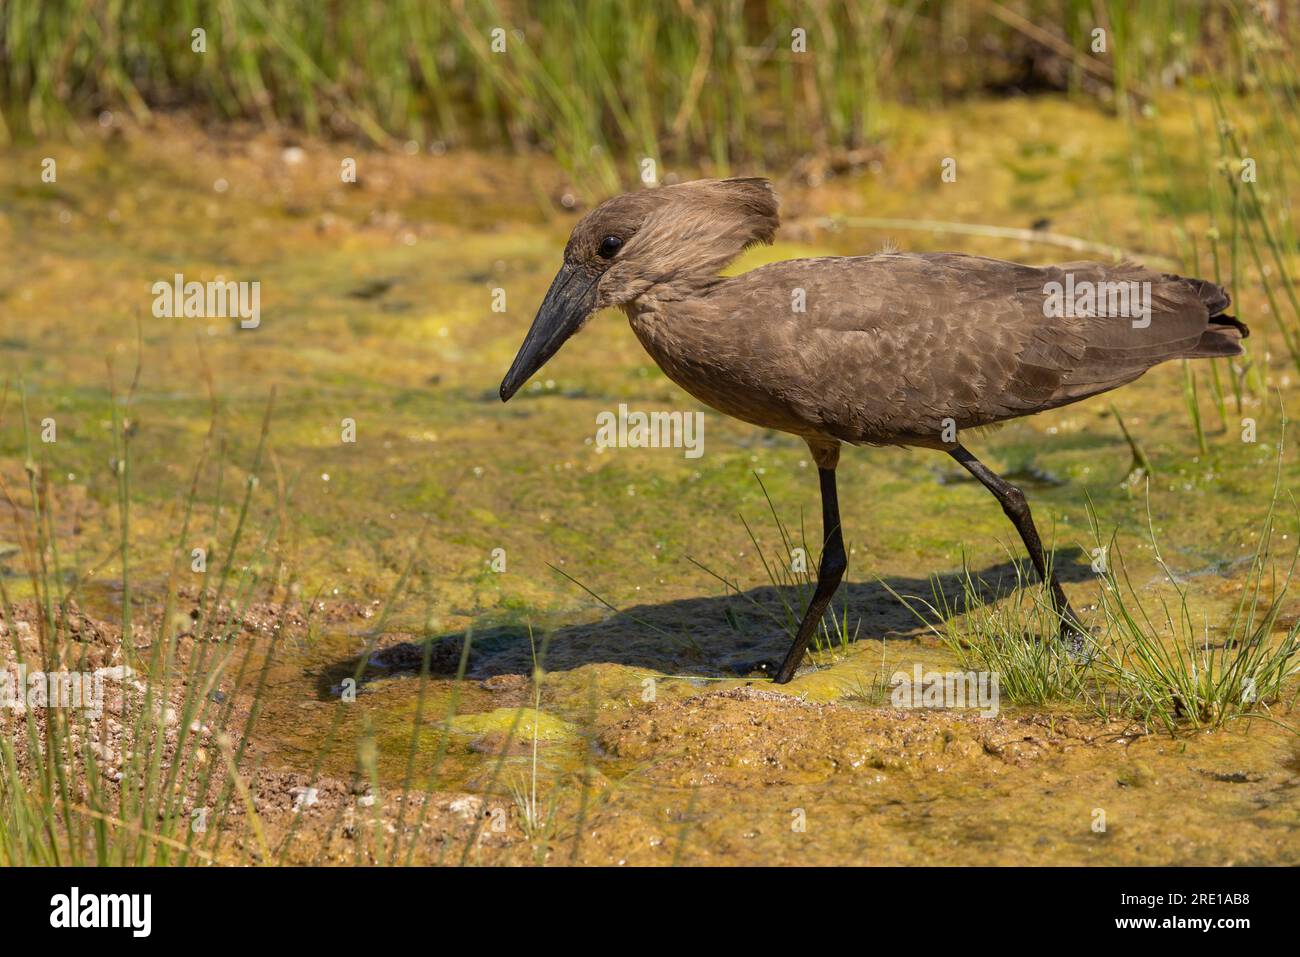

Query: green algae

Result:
[444,707,577,742]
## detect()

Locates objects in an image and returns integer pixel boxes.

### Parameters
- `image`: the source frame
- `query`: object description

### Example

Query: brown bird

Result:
[500,178,1247,683]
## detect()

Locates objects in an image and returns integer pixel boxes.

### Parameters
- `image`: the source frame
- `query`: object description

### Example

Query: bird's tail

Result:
[1174,275,1248,357]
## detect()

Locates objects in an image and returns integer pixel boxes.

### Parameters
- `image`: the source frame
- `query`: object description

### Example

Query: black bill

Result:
[499,263,598,401]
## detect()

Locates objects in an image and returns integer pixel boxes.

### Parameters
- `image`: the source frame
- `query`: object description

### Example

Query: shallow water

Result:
[1,98,1297,864]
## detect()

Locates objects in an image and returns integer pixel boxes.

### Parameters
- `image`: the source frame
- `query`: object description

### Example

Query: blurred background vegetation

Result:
[1,1,1294,189]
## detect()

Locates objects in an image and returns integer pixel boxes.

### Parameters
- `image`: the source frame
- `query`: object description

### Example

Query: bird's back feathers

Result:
[629,252,1245,448]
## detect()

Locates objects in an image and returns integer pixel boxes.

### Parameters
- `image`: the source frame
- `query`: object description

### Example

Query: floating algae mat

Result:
[444,708,578,742]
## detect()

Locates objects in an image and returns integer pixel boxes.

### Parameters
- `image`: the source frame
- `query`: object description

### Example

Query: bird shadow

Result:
[313,550,1093,695]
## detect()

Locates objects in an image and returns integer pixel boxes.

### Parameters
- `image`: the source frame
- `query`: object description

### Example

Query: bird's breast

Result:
[625,308,821,438]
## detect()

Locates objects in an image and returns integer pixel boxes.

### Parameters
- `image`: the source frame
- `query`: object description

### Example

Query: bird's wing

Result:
[715,252,1237,444]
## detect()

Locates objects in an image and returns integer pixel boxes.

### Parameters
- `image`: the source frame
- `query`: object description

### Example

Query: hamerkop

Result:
[500,178,1247,683]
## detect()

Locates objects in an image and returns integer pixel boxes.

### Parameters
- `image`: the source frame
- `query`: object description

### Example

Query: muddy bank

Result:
[2,589,1296,865]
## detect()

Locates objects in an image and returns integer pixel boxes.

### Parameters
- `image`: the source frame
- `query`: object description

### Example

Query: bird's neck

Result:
[620,285,719,373]
[619,270,737,358]
[620,287,691,332]
[620,273,726,315]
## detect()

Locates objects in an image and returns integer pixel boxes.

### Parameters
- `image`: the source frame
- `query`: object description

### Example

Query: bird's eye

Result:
[598,235,623,259]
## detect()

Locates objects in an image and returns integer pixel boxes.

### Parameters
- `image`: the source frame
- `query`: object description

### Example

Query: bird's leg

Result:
[772,466,847,684]
[948,444,1085,651]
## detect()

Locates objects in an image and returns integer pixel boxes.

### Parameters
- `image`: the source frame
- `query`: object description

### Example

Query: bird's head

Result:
[499,177,779,400]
